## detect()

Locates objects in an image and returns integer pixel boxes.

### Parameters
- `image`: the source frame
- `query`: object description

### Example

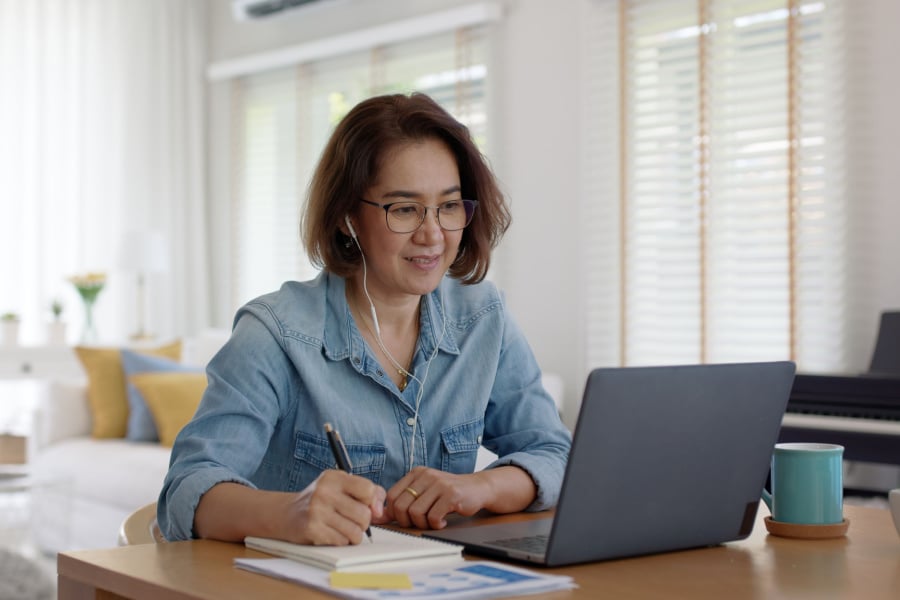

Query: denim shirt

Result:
[158,271,571,541]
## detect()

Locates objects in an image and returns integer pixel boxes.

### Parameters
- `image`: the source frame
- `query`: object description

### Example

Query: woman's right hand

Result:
[193,471,385,545]
[283,470,386,545]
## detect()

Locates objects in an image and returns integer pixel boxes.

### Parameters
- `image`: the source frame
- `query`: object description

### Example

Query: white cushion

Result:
[32,438,170,510]
[35,379,90,448]
[31,438,171,552]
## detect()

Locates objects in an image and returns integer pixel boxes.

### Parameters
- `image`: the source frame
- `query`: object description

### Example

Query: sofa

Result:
[28,328,562,553]
[29,331,230,553]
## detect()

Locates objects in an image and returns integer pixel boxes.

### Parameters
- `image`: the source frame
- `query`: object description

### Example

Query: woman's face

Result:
[350,138,464,303]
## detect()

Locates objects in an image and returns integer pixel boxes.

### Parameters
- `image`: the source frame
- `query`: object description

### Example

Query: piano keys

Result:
[779,373,900,465]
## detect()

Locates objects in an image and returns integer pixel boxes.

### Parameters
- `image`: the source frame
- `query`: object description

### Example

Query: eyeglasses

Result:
[359,198,478,233]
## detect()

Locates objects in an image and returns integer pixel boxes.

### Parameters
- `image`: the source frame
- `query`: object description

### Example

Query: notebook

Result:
[423,361,796,567]
[244,526,463,572]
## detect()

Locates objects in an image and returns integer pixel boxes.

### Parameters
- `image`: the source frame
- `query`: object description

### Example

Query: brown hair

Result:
[302,92,510,284]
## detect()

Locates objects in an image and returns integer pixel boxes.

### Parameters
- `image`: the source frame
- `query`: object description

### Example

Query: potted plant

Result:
[46,298,67,345]
[1,311,21,347]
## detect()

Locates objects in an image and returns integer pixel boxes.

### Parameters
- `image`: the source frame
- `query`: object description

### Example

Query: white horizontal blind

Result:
[581,0,622,370]
[704,0,795,363]
[625,0,705,365]
[231,29,488,310]
[789,1,847,370]
[585,0,847,370]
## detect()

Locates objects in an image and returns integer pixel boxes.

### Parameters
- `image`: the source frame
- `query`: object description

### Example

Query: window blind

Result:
[584,0,847,371]
[230,29,488,310]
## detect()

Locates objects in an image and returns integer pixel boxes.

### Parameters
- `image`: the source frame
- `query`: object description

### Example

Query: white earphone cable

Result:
[348,228,446,468]
[406,284,446,467]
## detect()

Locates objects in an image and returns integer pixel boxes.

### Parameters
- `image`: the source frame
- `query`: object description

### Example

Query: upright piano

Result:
[779,373,900,465]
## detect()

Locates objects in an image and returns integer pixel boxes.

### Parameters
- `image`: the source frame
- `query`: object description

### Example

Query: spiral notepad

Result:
[244,527,464,572]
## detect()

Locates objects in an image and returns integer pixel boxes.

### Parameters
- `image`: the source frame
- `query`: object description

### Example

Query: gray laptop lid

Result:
[424,361,796,567]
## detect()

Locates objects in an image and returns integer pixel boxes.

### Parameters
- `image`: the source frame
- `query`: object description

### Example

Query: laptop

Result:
[423,361,796,567]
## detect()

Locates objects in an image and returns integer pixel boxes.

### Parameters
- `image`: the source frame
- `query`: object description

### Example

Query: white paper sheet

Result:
[234,556,576,600]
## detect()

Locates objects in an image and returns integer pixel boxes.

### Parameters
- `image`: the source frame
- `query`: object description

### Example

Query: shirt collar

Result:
[320,271,459,361]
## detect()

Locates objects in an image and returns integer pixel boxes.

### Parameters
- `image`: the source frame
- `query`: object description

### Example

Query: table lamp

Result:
[117,230,169,341]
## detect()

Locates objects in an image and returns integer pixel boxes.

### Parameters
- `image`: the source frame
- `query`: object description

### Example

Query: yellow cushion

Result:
[74,341,182,438]
[128,372,207,447]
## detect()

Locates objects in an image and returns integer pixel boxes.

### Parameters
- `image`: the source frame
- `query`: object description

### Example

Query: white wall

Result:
[844,0,900,368]
[205,0,900,426]
[486,2,583,427]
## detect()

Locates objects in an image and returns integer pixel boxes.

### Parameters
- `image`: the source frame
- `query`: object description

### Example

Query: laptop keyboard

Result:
[487,534,549,554]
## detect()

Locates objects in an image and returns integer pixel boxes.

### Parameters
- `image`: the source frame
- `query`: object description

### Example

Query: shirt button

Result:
[376,370,384,377]
[353,357,361,365]
[406,417,416,426]
[477,435,482,444]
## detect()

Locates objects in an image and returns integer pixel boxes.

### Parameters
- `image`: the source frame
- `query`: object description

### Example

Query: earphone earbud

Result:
[344,215,357,239]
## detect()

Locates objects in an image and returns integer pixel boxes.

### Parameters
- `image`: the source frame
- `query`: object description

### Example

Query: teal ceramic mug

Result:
[761,442,844,524]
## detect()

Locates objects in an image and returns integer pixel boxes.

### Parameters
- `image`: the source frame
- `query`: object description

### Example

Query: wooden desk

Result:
[58,504,900,600]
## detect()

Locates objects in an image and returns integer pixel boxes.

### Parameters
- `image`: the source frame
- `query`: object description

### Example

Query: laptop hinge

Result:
[739,502,758,537]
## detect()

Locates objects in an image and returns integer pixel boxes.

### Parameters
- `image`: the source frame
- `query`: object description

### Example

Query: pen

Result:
[324,422,373,543]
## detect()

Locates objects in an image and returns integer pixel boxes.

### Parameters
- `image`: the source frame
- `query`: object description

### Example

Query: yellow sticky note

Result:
[330,572,413,590]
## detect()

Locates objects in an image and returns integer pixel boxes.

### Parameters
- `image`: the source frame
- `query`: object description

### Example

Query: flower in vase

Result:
[68,272,107,303]
[69,272,106,343]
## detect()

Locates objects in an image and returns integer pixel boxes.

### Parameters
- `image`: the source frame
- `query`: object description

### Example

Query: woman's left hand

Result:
[375,466,492,529]
[376,465,537,530]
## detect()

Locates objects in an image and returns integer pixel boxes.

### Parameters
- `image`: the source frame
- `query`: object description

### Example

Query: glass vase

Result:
[71,275,105,344]
[81,297,98,344]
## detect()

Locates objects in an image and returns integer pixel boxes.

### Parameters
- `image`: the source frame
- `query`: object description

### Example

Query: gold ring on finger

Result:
[404,486,420,499]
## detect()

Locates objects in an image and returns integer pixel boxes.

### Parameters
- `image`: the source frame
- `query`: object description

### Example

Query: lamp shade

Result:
[117,230,169,273]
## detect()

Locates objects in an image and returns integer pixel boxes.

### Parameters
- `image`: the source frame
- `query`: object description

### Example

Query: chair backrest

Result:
[118,502,166,545]
[869,311,900,376]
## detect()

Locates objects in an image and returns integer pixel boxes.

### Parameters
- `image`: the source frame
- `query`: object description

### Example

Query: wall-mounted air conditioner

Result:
[231,0,342,21]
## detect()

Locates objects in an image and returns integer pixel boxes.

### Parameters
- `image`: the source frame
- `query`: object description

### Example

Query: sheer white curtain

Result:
[0,0,208,344]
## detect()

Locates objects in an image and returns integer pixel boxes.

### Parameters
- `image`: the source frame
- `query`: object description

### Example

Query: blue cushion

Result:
[120,349,200,442]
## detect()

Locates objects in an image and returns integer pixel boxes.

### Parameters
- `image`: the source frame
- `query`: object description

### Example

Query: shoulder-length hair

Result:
[302,92,511,285]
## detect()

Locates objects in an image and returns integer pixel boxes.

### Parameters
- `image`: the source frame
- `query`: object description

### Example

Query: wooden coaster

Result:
[764,517,849,539]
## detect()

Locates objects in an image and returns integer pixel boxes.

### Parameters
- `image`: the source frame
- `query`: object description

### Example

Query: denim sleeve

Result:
[157,307,292,540]
[480,305,572,511]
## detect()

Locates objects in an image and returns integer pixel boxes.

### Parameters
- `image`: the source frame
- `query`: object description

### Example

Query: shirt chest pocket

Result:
[291,431,386,489]
[440,418,484,474]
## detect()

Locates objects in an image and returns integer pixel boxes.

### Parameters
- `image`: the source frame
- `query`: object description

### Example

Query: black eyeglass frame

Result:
[358,198,479,233]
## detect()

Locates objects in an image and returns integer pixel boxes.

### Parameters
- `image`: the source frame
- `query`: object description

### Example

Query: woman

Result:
[158,92,571,545]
